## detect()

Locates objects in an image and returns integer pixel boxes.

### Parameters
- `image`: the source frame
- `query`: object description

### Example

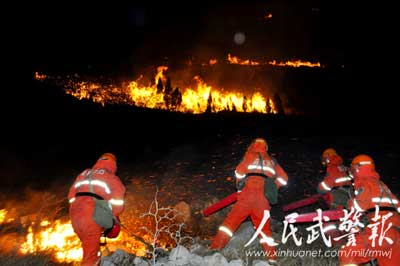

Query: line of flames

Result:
[227,54,321,68]
[34,67,278,114]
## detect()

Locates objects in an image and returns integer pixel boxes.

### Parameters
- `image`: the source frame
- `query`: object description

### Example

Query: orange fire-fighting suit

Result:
[68,153,126,266]
[317,148,352,209]
[339,154,400,266]
[211,138,288,264]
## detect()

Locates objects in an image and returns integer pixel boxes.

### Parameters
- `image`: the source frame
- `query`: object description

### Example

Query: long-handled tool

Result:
[282,193,333,212]
[202,192,238,217]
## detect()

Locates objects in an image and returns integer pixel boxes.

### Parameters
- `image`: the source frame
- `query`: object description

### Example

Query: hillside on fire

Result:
[2,0,400,265]
[1,69,400,265]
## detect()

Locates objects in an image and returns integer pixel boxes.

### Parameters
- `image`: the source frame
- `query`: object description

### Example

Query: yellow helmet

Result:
[322,148,337,159]
[99,153,117,163]
[321,148,337,165]
[351,154,374,171]
[251,138,268,152]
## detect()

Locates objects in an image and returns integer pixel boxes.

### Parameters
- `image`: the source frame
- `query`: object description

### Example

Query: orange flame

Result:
[17,218,149,263]
[35,68,279,114]
[20,219,82,263]
[0,209,15,224]
[268,60,321,68]
[227,54,321,68]
[264,13,273,19]
[155,66,168,85]
[227,54,261,66]
[34,71,47,81]
[209,59,218,65]
[0,209,6,224]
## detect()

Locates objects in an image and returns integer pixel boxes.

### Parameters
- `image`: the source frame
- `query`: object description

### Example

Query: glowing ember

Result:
[264,13,273,19]
[209,59,218,65]
[34,71,47,81]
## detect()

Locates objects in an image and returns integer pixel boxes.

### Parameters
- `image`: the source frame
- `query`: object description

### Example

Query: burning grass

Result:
[34,64,281,114]
[0,183,194,264]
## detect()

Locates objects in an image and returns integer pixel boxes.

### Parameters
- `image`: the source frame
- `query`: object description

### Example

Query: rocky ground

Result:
[108,132,399,265]
[1,109,399,265]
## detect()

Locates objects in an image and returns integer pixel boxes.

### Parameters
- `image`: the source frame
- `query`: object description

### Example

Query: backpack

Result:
[264,176,278,205]
[93,199,114,229]
[86,170,114,229]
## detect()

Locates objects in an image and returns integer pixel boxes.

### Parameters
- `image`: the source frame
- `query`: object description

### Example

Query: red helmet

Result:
[351,154,375,172]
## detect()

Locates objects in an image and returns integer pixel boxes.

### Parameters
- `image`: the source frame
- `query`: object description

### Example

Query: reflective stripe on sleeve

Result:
[334,177,352,183]
[277,177,287,185]
[321,181,331,191]
[109,199,124,206]
[218,226,233,237]
[371,197,398,204]
[235,170,246,179]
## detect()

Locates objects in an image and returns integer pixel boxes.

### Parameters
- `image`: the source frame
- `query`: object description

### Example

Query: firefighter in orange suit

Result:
[68,153,126,266]
[339,154,400,266]
[317,148,352,209]
[211,138,288,265]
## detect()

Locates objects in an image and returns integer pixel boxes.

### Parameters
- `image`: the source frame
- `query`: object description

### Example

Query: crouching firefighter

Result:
[339,154,400,266]
[68,153,126,266]
[211,138,288,265]
[317,148,353,209]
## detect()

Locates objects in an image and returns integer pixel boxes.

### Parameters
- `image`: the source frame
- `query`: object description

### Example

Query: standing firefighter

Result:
[339,154,400,266]
[211,138,288,265]
[317,148,352,209]
[68,153,126,266]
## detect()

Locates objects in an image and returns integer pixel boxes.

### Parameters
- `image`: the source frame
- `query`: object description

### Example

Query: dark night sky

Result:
[3,0,399,125]
[12,1,352,69]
